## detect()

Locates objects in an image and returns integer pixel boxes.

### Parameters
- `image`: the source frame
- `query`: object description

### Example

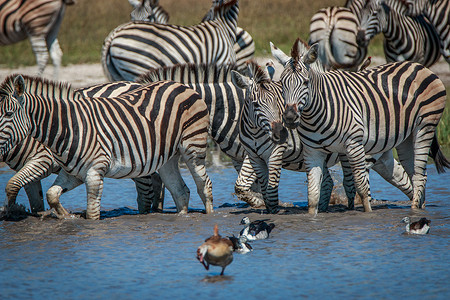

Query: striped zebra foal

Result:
[271,39,449,214]
[128,0,169,23]
[102,0,240,81]
[137,64,265,208]
[356,0,441,67]
[231,60,415,213]
[0,0,75,78]
[0,81,167,215]
[0,76,213,220]
[402,0,450,64]
[309,6,367,71]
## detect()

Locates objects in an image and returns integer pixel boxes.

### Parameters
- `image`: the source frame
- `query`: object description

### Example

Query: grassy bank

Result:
[0,0,446,147]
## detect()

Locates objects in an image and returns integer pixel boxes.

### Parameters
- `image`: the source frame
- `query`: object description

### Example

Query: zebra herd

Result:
[0,0,449,219]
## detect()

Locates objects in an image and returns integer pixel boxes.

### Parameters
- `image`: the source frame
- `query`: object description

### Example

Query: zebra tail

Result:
[430,133,450,174]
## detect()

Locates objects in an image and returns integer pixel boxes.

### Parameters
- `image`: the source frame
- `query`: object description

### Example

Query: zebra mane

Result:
[214,0,238,13]
[137,63,239,84]
[0,74,77,100]
[289,38,326,73]
[246,60,271,84]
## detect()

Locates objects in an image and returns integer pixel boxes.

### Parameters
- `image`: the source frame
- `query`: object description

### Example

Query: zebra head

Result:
[129,0,169,23]
[271,39,318,129]
[231,61,288,145]
[359,0,390,44]
[401,0,428,16]
[0,75,30,157]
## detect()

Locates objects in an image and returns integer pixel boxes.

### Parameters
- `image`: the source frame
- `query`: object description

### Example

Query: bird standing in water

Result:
[402,217,431,234]
[197,224,234,275]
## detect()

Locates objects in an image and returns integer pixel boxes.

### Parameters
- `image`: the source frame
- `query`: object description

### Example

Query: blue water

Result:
[0,160,449,299]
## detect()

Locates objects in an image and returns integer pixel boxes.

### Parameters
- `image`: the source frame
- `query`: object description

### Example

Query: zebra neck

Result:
[28,95,82,157]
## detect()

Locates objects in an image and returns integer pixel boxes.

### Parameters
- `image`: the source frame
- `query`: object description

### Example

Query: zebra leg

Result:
[48,39,63,79]
[29,35,49,76]
[339,155,356,210]
[46,170,83,218]
[318,167,334,212]
[84,170,106,220]
[158,155,190,214]
[371,151,414,200]
[23,181,45,213]
[234,156,265,208]
[248,156,276,213]
[5,161,53,213]
[181,150,214,214]
[265,147,285,213]
[345,142,372,212]
[305,149,330,215]
[132,173,164,213]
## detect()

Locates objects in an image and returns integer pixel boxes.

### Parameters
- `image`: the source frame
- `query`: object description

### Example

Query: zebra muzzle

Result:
[283,104,300,129]
[271,121,288,145]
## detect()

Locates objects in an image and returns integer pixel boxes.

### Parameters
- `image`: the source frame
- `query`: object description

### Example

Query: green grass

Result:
[0,0,447,149]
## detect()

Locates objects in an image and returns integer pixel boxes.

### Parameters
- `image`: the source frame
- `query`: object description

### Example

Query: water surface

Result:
[0,161,449,299]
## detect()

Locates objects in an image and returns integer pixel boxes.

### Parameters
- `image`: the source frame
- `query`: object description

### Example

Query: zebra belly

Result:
[103,155,166,179]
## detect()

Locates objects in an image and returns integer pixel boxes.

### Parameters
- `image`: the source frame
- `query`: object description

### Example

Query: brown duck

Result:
[197,224,234,275]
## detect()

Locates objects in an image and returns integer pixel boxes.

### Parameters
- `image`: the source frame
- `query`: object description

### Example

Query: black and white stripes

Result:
[271,39,448,214]
[0,0,75,77]
[102,0,240,81]
[0,75,213,219]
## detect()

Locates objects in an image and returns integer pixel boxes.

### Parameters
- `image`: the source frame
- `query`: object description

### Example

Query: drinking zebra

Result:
[402,0,450,64]
[137,63,264,208]
[0,0,75,78]
[0,75,213,219]
[356,0,441,67]
[309,6,367,71]
[128,0,169,23]
[271,39,449,214]
[231,60,414,213]
[0,81,168,215]
[101,0,240,81]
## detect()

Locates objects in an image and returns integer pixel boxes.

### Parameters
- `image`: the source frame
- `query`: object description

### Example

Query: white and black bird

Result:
[402,217,431,235]
[239,216,275,241]
[228,234,253,254]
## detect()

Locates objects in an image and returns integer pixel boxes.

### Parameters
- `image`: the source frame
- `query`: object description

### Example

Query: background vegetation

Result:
[0,0,447,146]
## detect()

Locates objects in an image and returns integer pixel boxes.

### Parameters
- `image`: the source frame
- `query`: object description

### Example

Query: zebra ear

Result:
[270,42,290,67]
[13,75,25,105]
[231,70,250,90]
[303,43,319,65]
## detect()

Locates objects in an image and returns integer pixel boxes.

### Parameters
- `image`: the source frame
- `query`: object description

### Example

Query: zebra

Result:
[101,0,239,81]
[271,39,449,214]
[356,0,441,67]
[0,0,75,78]
[308,6,367,71]
[231,59,415,213]
[137,63,265,208]
[0,81,168,215]
[201,0,255,72]
[0,75,213,219]
[402,0,450,64]
[128,0,169,23]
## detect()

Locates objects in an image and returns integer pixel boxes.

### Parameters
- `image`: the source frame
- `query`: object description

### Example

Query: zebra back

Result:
[101,0,240,81]
[128,0,169,23]
[137,64,246,163]
[359,0,441,67]
[309,6,367,71]
[403,0,450,63]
